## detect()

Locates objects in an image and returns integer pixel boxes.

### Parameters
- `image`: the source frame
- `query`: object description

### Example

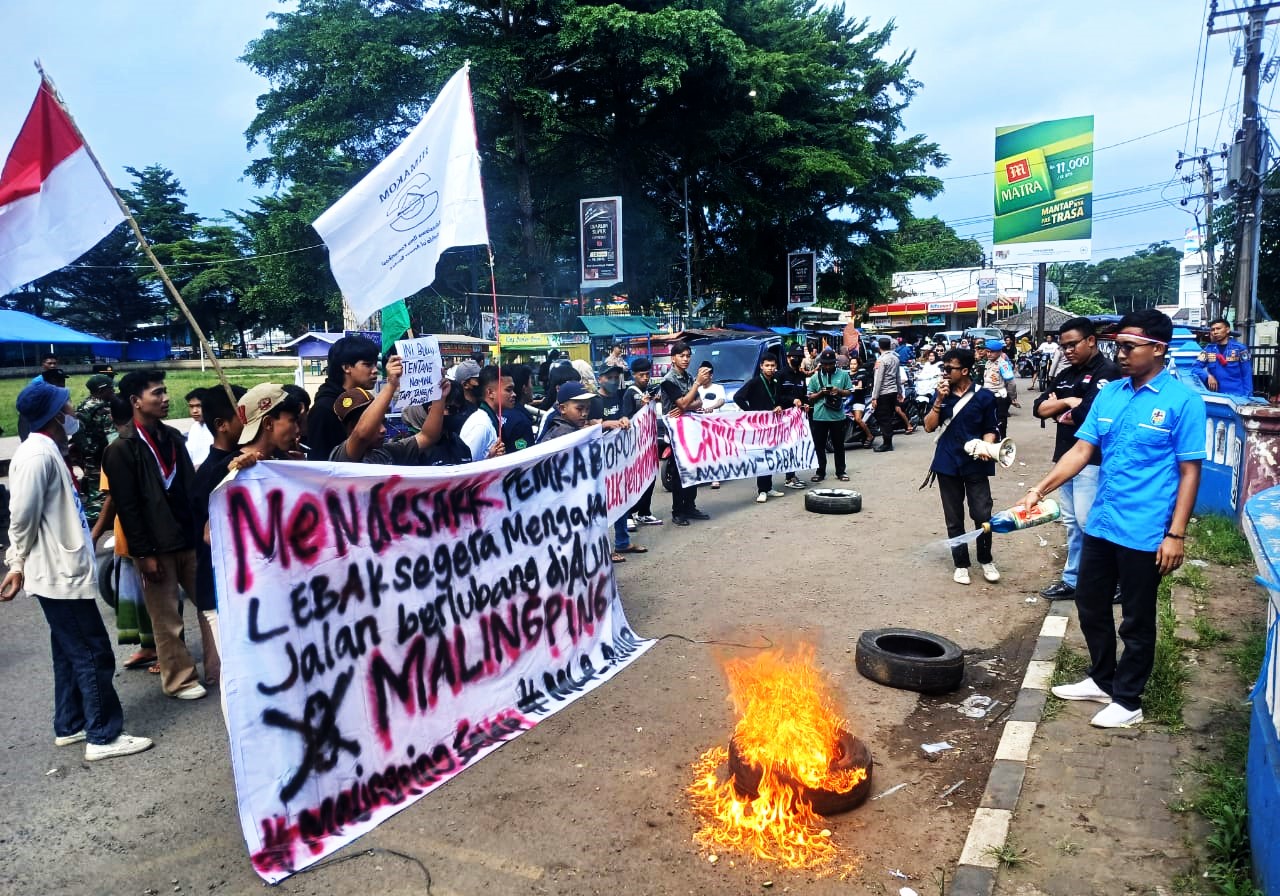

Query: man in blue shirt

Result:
[923,348,1001,586]
[1023,309,1206,729]
[1192,317,1253,397]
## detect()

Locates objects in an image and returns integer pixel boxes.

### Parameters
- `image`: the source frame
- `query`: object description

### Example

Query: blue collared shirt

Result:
[1192,338,1253,397]
[1076,369,1206,551]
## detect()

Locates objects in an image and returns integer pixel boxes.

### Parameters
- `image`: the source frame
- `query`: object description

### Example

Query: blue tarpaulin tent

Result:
[0,310,123,357]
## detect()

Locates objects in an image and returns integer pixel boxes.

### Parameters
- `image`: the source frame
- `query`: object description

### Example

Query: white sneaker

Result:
[981,562,1001,583]
[767,490,785,498]
[1051,677,1111,703]
[626,518,637,532]
[756,492,769,503]
[953,567,970,585]
[54,731,86,746]
[85,733,153,761]
[174,683,207,701]
[1090,703,1143,728]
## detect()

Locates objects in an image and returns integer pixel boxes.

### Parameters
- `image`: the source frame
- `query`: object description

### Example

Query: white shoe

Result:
[85,733,153,761]
[54,731,86,746]
[767,490,785,498]
[981,562,1001,583]
[626,518,637,532]
[174,683,207,701]
[953,567,970,585]
[1090,703,1143,728]
[756,492,769,503]
[1051,677,1112,703]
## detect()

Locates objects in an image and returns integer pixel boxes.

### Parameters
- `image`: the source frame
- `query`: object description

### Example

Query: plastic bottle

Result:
[983,498,1062,534]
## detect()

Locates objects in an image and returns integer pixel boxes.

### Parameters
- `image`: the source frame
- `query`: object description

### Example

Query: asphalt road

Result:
[0,405,1061,895]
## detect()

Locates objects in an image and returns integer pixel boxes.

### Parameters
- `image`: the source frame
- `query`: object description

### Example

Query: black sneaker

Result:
[672,515,690,527]
[686,509,711,521]
[1040,581,1076,599]
[873,445,894,453]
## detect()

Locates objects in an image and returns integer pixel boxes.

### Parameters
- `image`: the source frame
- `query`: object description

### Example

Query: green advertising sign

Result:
[992,116,1093,265]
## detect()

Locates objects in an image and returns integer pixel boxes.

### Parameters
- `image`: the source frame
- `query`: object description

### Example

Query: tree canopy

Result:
[1048,244,1180,315]
[885,216,983,274]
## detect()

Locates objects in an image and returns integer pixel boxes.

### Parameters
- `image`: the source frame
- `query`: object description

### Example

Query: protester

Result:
[499,365,538,453]
[1032,317,1122,600]
[696,360,727,489]
[282,384,312,450]
[598,369,647,558]
[734,352,797,502]
[306,335,380,460]
[1193,317,1253,397]
[1027,310,1206,728]
[982,338,1018,439]
[444,359,482,437]
[806,348,851,482]
[659,340,712,525]
[621,358,663,526]
[101,370,208,700]
[2,382,154,761]
[776,348,809,486]
[923,349,1001,585]
[800,343,819,375]
[184,389,214,467]
[870,337,902,452]
[460,364,515,460]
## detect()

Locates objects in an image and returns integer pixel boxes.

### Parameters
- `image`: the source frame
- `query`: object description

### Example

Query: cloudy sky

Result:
[0,1,1257,261]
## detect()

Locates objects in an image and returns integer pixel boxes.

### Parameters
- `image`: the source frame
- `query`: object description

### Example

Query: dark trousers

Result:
[756,475,773,493]
[937,472,993,567]
[672,481,700,517]
[995,395,1012,439]
[629,479,656,517]
[37,596,124,745]
[810,418,847,476]
[1075,534,1162,711]
[875,393,899,447]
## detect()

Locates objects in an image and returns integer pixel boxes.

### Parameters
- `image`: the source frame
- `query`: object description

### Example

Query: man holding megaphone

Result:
[923,348,1002,586]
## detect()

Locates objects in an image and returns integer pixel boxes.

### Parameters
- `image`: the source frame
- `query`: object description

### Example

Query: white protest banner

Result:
[313,65,489,323]
[394,335,443,406]
[209,428,654,882]
[600,402,658,524]
[666,407,816,487]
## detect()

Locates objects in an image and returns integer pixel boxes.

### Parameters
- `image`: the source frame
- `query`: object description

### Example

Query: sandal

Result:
[610,553,627,563]
[837,474,850,481]
[124,651,158,670]
[810,475,825,482]
[616,545,648,554]
[147,664,160,674]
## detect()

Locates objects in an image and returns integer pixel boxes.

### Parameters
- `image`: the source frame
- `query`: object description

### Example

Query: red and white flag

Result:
[0,80,123,295]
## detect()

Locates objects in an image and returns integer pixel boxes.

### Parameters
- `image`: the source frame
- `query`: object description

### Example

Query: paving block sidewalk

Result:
[989,600,1208,896]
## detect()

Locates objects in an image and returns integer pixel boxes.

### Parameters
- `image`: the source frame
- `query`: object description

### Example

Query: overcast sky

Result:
[0,1,1257,262]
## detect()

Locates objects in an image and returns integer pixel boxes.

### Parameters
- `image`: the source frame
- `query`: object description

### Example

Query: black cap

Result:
[818,349,837,363]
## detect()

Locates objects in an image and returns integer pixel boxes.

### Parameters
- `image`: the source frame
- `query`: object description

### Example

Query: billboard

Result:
[992,116,1093,265]
[787,251,817,310]
[580,196,622,289]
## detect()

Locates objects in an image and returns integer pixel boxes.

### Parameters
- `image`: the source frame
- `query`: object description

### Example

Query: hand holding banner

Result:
[393,335,443,406]
[666,407,817,487]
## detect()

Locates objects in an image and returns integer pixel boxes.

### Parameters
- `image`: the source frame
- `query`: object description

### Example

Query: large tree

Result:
[1050,244,1180,314]
[887,216,983,273]
[241,0,943,323]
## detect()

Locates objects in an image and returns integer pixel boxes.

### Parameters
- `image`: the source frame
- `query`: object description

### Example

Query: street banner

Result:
[393,335,443,406]
[209,428,654,882]
[314,65,489,323]
[580,196,622,289]
[600,402,658,524]
[786,251,817,310]
[0,79,123,295]
[666,407,817,487]
[977,274,998,311]
[991,116,1093,265]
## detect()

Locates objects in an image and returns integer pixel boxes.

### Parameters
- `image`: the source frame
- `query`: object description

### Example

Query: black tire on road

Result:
[805,488,861,514]
[855,628,965,694]
[97,554,117,610]
[728,729,874,816]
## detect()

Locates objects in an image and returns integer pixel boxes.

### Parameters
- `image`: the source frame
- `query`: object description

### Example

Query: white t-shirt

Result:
[186,421,213,468]
[459,407,498,460]
[698,384,726,410]
[915,361,942,397]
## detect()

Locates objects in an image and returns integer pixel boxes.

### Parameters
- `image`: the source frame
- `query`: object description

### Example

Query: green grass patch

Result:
[1143,575,1187,727]
[0,368,287,435]
[1174,564,1211,594]
[1185,708,1261,896]
[1043,643,1090,721]
[1187,515,1252,567]
[1226,625,1266,687]
[1190,616,1233,648]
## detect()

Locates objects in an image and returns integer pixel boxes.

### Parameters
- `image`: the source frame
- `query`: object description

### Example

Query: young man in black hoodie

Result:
[775,347,809,488]
[306,336,380,461]
[733,353,801,504]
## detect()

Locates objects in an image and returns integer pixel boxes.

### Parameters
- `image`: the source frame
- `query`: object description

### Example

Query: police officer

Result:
[1193,317,1253,397]
[1032,317,1121,600]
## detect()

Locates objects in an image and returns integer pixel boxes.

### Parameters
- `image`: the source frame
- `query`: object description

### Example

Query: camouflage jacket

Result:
[73,395,113,469]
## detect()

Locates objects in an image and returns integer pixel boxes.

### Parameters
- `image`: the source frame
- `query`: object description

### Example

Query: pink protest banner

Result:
[666,407,816,487]
[600,402,658,524]
[209,426,654,882]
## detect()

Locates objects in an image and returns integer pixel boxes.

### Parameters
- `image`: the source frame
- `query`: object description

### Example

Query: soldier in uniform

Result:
[71,374,116,525]
[1193,317,1253,398]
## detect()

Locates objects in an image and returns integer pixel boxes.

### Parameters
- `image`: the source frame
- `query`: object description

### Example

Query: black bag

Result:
[661,457,681,492]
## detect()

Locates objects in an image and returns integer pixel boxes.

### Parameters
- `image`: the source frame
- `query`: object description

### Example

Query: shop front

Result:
[497,331,592,365]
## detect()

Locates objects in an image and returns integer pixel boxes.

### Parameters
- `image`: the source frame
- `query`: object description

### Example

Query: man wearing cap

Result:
[331,356,459,465]
[538,382,601,444]
[101,371,207,700]
[445,359,483,437]
[1193,317,1253,398]
[307,335,380,461]
[659,341,712,524]
[71,373,116,506]
[232,384,306,467]
[621,358,663,525]
[460,365,516,460]
[776,347,809,486]
[806,349,852,482]
[2,382,154,761]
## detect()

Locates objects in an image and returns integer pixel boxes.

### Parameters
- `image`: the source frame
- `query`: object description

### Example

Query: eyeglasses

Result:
[1114,334,1168,354]
[1059,338,1085,351]
[943,365,966,371]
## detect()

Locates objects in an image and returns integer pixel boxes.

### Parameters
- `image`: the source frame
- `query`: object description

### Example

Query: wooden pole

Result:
[33,62,238,409]
[486,245,503,439]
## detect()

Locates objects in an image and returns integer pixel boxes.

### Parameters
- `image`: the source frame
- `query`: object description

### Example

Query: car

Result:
[964,326,1004,344]
[689,336,783,411]
[934,330,964,345]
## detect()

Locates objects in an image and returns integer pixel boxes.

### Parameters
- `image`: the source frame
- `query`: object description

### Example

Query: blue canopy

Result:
[0,310,122,354]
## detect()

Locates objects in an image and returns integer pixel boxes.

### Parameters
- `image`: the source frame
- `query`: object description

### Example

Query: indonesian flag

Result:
[313,64,489,323]
[0,80,123,295]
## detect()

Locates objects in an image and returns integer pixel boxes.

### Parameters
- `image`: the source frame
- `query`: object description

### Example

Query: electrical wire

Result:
[1187,0,1213,152]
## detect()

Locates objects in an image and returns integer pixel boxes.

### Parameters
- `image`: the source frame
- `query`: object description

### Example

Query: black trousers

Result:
[629,479,656,517]
[995,394,1012,439]
[1075,534,1162,711]
[874,392,898,447]
[810,418,847,476]
[672,481,700,517]
[937,472,993,567]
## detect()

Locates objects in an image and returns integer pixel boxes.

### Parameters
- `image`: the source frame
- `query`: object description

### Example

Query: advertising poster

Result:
[580,197,623,289]
[992,116,1093,265]
[787,251,817,310]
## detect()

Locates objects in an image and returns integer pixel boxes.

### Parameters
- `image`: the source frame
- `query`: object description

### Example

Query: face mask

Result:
[62,413,80,438]
[602,380,621,394]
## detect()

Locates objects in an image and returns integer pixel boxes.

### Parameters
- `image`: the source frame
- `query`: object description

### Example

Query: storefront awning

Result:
[577,315,664,337]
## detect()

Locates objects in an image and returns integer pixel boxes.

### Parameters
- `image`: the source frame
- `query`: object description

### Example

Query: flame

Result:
[688,644,867,870]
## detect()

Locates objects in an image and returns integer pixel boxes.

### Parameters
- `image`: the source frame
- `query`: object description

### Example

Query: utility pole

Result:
[683,176,693,317]
[1176,147,1226,319]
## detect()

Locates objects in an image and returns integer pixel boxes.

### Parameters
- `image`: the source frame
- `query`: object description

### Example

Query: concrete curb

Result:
[948,601,1070,896]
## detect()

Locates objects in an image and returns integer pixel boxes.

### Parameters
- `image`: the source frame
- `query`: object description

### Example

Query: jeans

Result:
[37,596,124,745]
[810,418,847,476]
[614,517,630,550]
[1075,534,1162,711]
[1059,464,1100,588]
[937,472,993,568]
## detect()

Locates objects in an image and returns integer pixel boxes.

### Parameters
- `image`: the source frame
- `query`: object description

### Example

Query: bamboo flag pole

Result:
[486,246,504,439]
[33,61,238,408]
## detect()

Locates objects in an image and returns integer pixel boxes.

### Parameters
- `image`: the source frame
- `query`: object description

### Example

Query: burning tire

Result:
[727,729,874,816]
[855,628,965,694]
[804,488,861,514]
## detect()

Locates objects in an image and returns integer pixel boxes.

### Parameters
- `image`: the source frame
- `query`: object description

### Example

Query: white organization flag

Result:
[313,65,489,323]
